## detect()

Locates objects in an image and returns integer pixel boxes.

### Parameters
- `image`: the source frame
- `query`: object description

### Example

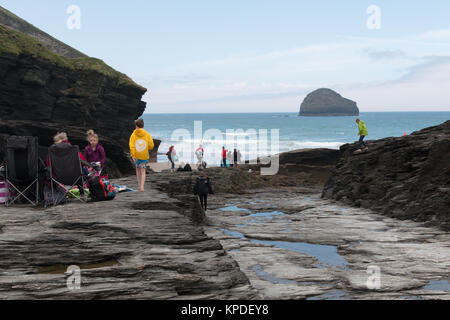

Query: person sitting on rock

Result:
[193,171,214,212]
[356,118,368,151]
[46,132,91,200]
[83,130,106,169]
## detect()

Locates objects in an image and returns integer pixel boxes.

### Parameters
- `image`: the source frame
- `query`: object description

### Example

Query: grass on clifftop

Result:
[0,25,145,90]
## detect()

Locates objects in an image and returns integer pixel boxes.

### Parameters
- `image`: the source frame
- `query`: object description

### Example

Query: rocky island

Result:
[299,88,359,117]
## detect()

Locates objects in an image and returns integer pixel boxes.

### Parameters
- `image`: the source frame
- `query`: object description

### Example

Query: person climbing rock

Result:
[356,118,368,152]
[193,171,213,212]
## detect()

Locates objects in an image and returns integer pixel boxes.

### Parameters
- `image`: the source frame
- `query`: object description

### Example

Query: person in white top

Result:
[195,145,204,169]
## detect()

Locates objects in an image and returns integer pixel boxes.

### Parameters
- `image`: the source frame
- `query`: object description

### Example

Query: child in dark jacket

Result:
[193,171,213,212]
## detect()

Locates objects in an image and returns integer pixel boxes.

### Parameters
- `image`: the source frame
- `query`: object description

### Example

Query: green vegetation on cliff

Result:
[0,25,143,90]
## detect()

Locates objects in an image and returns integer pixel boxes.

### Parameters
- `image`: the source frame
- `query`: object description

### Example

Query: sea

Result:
[142,112,450,165]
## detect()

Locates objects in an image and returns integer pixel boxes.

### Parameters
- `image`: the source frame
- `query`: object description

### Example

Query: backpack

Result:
[184,163,192,172]
[43,183,67,208]
[88,177,116,202]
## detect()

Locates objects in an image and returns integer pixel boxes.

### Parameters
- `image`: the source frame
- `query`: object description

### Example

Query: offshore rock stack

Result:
[299,88,359,117]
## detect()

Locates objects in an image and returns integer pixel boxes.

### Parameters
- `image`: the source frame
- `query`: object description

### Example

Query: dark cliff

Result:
[322,121,450,230]
[0,10,156,176]
[299,88,359,117]
[0,6,85,58]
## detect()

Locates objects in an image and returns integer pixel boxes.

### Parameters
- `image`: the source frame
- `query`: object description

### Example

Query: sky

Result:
[2,0,450,113]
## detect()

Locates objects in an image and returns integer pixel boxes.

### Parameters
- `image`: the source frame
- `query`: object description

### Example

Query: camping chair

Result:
[4,136,39,206]
[48,143,87,204]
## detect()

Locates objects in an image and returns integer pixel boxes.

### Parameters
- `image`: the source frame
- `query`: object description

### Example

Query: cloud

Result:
[343,56,450,110]
[417,29,450,41]
[365,49,408,61]
[143,28,450,113]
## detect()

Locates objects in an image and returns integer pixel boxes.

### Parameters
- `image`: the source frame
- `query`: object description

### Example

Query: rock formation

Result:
[299,88,359,116]
[0,7,158,176]
[0,175,257,299]
[0,6,85,58]
[322,120,450,230]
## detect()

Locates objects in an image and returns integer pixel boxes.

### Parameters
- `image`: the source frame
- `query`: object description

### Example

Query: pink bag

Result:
[0,181,7,204]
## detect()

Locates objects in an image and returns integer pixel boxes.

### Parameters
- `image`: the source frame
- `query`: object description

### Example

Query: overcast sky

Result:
[2,0,450,113]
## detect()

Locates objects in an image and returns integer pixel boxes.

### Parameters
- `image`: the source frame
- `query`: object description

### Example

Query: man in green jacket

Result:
[356,118,368,150]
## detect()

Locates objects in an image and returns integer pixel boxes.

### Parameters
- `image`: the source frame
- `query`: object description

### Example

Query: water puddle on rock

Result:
[424,280,450,292]
[221,228,349,270]
[251,239,349,270]
[220,205,252,213]
[249,211,285,218]
[221,229,246,239]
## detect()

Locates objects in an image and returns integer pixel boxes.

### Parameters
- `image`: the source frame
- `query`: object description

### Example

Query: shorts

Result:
[135,159,148,168]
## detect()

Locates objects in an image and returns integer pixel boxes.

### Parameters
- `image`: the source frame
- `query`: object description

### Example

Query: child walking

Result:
[129,119,154,192]
[193,171,213,212]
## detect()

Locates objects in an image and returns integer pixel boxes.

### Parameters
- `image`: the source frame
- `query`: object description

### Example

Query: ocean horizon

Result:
[142,111,450,164]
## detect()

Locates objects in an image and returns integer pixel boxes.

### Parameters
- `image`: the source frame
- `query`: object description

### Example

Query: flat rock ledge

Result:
[0,177,257,300]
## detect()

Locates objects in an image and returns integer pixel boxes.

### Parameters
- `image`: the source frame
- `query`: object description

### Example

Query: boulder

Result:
[299,88,359,116]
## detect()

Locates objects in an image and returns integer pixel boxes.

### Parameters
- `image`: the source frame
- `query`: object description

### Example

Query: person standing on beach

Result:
[129,118,154,192]
[193,171,213,212]
[356,118,368,151]
[166,146,176,172]
[233,149,238,168]
[222,147,227,167]
[195,145,204,169]
[237,149,242,168]
[227,150,233,167]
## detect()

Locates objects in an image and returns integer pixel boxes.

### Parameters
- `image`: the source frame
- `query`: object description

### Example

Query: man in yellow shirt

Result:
[356,118,368,151]
[129,118,154,192]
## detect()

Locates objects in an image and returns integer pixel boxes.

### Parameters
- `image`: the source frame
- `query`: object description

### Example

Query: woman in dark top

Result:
[193,171,213,212]
[83,130,106,167]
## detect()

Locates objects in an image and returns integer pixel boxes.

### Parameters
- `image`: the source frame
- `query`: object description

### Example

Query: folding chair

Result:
[47,143,87,204]
[4,136,39,206]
